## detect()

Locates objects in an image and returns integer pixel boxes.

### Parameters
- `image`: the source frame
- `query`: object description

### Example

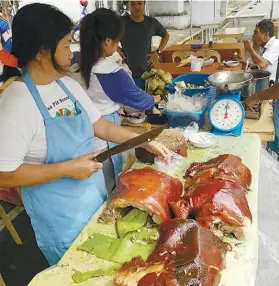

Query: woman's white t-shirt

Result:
[0,76,101,172]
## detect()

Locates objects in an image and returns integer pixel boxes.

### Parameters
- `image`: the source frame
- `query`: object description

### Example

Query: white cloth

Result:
[0,76,101,172]
[87,58,122,151]
[259,37,279,81]
[88,58,122,116]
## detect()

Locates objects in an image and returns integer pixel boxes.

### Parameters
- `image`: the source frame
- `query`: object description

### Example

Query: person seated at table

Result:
[79,8,160,190]
[0,3,170,266]
[235,20,279,83]
[117,1,170,89]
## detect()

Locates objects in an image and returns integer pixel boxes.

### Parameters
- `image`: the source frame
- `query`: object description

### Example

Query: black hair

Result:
[257,20,274,38]
[2,3,73,80]
[80,8,125,89]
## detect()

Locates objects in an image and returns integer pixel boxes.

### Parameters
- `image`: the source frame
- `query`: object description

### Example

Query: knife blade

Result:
[94,125,168,163]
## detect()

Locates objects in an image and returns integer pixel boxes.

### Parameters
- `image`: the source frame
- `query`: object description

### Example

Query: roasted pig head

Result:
[170,179,252,240]
[110,167,183,224]
[115,219,229,286]
[185,154,252,189]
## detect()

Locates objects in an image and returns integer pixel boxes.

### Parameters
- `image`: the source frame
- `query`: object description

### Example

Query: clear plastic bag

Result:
[154,151,190,177]
[166,88,208,113]
[256,148,279,285]
[175,122,199,140]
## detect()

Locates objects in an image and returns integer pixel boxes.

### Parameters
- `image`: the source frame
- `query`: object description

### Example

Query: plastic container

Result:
[191,58,204,72]
[167,74,211,95]
[146,113,167,124]
[164,87,215,128]
[127,114,146,124]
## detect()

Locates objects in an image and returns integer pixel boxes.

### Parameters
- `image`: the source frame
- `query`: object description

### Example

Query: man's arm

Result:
[245,40,269,69]
[256,82,279,101]
[158,31,169,52]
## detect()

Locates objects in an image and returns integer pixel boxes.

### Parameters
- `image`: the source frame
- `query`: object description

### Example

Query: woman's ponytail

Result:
[79,8,125,89]
[80,14,101,89]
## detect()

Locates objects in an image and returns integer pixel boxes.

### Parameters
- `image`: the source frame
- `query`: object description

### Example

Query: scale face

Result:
[209,95,245,136]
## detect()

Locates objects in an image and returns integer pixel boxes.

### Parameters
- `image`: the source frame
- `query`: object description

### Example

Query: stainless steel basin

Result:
[208,71,253,93]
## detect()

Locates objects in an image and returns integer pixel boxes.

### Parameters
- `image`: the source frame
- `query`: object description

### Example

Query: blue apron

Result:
[270,99,279,159]
[103,111,123,183]
[21,71,107,266]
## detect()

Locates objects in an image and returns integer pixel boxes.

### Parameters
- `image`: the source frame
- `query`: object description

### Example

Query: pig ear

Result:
[169,200,190,219]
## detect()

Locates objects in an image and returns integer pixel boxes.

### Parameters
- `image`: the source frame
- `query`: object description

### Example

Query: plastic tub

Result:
[167,74,211,95]
[164,87,215,128]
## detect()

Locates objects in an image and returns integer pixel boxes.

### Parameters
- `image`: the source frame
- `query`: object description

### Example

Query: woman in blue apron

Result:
[79,8,161,192]
[0,3,169,266]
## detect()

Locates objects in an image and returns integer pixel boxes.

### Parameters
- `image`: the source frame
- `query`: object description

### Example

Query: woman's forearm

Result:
[94,117,138,144]
[257,82,279,101]
[0,162,70,188]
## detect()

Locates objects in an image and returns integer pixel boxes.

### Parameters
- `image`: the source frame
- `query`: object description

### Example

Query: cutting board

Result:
[28,134,261,286]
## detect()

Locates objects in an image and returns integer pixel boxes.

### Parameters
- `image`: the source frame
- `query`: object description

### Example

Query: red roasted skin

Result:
[115,219,228,286]
[110,167,183,223]
[147,219,228,286]
[185,154,252,188]
[171,179,252,227]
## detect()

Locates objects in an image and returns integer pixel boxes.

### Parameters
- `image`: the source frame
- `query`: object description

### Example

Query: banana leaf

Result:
[117,209,148,238]
[72,263,121,284]
[125,227,159,242]
[78,233,155,263]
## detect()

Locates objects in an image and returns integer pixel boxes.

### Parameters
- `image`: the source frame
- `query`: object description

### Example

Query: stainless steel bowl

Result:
[208,71,253,92]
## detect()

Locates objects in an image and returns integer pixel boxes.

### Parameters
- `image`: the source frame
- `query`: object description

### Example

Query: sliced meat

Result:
[110,167,183,224]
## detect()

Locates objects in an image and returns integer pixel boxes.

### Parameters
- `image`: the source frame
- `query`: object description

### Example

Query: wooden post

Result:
[0,204,22,245]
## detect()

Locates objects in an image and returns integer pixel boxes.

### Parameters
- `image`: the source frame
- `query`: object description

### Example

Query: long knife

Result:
[94,125,168,163]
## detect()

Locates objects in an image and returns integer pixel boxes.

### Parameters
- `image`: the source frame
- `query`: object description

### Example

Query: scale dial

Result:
[209,98,244,131]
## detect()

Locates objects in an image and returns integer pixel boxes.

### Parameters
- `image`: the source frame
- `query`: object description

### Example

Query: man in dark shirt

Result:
[118,1,169,89]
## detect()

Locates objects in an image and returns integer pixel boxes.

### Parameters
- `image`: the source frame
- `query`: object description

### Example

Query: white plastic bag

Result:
[166,88,208,113]
[154,151,190,177]
[176,122,199,140]
[191,58,204,72]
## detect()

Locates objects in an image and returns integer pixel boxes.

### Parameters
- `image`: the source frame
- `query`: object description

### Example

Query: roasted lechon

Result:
[184,154,252,189]
[110,167,183,224]
[115,219,229,286]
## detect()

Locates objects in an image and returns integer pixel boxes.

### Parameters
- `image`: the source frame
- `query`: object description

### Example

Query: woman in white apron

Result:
[79,8,160,192]
[0,3,169,266]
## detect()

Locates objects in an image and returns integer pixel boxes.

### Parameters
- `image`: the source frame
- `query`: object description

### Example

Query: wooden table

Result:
[28,135,261,286]
[243,102,275,142]
[153,62,242,77]
[162,43,245,63]
[213,27,246,39]
[121,102,275,142]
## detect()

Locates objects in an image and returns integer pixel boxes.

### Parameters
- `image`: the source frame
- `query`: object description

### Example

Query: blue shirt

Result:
[0,17,11,52]
[96,69,154,111]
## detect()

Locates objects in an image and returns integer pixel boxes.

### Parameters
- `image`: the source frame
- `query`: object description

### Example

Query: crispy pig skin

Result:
[114,256,165,286]
[171,179,252,228]
[110,167,183,224]
[115,219,228,286]
[185,154,252,189]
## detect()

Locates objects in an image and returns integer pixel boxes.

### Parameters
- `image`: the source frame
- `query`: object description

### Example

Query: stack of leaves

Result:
[72,209,159,283]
